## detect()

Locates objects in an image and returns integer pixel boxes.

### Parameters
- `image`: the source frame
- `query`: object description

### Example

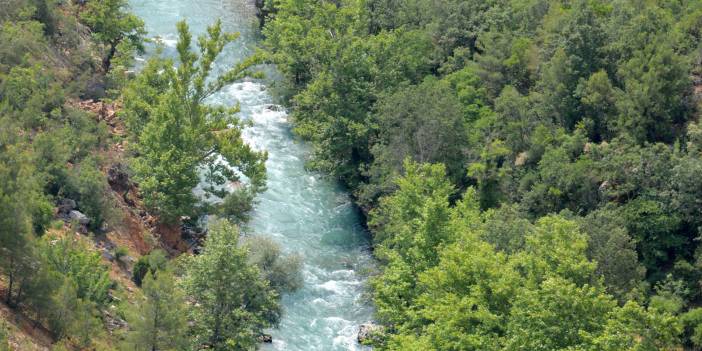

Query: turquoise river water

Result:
[128,0,375,349]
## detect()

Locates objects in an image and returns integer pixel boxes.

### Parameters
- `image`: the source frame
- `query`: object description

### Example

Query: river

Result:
[128,0,375,350]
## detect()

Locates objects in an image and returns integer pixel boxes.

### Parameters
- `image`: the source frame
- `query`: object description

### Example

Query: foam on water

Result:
[129,0,375,350]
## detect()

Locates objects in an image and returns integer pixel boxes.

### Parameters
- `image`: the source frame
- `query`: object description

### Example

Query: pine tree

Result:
[124,270,188,351]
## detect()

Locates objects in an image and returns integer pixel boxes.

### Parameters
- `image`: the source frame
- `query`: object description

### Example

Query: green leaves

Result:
[370,161,684,349]
[124,270,189,351]
[184,219,280,350]
[123,20,267,224]
[79,0,145,70]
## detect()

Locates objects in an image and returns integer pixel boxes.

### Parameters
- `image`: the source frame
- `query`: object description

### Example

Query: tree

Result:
[615,40,691,143]
[361,79,468,206]
[185,219,280,350]
[243,236,303,294]
[79,0,145,72]
[579,208,645,302]
[132,249,168,287]
[591,301,682,351]
[504,277,615,351]
[0,127,51,307]
[124,271,188,351]
[123,20,267,224]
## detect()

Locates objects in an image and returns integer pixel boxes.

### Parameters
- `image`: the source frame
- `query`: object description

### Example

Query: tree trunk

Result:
[103,40,118,73]
[6,258,14,306]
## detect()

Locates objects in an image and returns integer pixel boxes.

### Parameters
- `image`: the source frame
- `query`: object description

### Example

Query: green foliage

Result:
[184,219,280,350]
[114,246,128,261]
[243,236,303,294]
[40,236,112,306]
[369,165,684,349]
[123,20,267,224]
[0,321,8,351]
[123,270,188,351]
[216,188,256,224]
[78,0,145,71]
[65,156,119,231]
[131,249,167,287]
[360,78,468,206]
[0,126,52,307]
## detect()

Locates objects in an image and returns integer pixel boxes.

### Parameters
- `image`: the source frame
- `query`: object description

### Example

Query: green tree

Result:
[79,0,145,71]
[124,270,188,351]
[243,236,303,294]
[123,20,267,224]
[132,249,168,287]
[0,127,51,306]
[361,78,468,206]
[39,236,112,306]
[615,40,691,143]
[185,219,280,350]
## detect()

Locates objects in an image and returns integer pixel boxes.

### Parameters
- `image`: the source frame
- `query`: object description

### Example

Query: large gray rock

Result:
[69,210,91,225]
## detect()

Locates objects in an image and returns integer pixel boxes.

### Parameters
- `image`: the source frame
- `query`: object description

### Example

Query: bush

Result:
[132,257,149,286]
[40,236,112,306]
[243,236,303,294]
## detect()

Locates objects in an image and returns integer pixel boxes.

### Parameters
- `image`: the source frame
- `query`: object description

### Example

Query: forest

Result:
[0,0,701,350]
[260,0,702,349]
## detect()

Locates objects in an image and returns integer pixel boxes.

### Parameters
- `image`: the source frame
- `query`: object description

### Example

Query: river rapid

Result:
[128,0,375,350]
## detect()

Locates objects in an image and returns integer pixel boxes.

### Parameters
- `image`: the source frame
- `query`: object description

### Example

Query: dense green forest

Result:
[2,0,702,350]
[259,0,702,349]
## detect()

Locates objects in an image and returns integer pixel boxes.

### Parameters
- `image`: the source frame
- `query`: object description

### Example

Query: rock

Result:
[258,334,273,343]
[101,249,115,262]
[69,210,91,225]
[103,309,128,332]
[122,255,136,265]
[58,198,77,214]
[107,163,130,193]
[358,323,383,344]
[264,104,284,112]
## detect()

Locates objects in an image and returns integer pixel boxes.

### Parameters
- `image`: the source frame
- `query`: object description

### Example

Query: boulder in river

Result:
[358,323,383,345]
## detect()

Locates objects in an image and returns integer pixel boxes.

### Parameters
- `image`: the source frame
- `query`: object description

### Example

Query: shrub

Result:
[40,236,112,306]
[243,236,303,294]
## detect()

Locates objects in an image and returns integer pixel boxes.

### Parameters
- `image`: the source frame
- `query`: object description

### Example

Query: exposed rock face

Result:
[358,323,383,344]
